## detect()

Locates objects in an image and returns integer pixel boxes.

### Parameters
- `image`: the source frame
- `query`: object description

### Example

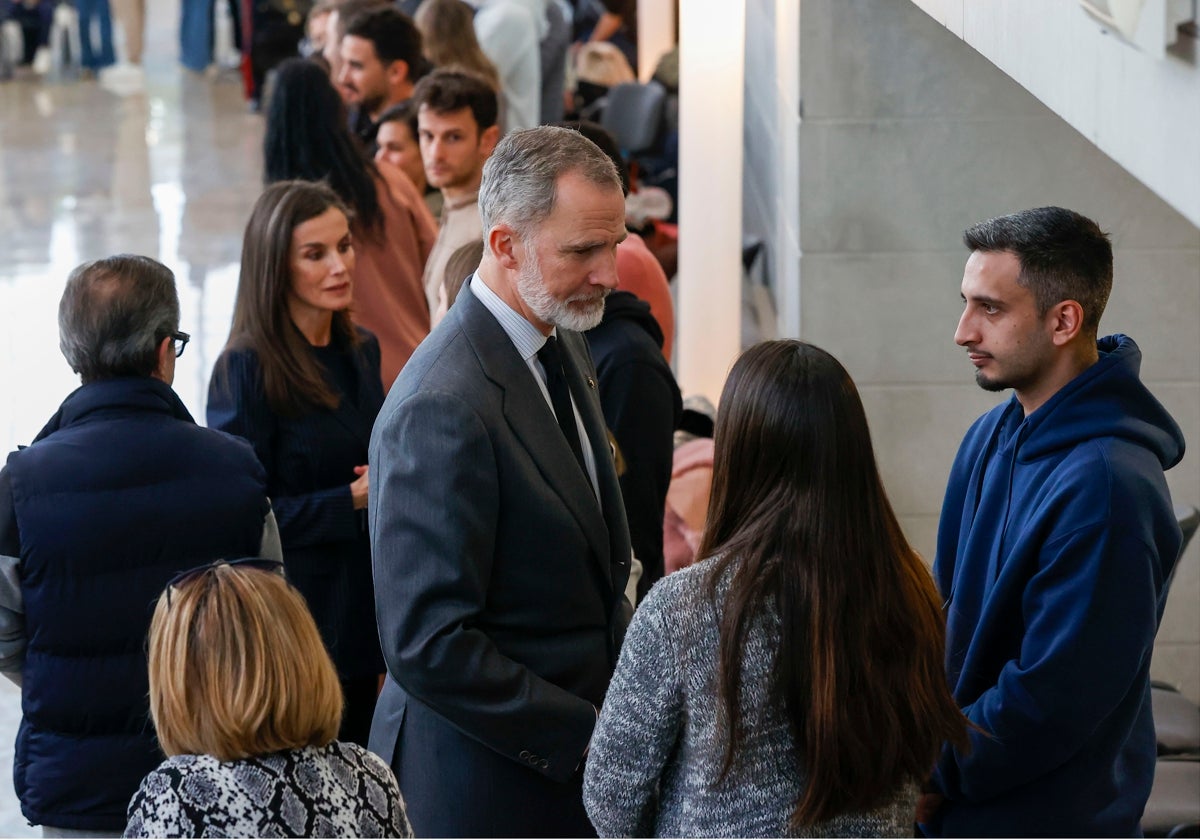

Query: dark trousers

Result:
[339,674,379,749]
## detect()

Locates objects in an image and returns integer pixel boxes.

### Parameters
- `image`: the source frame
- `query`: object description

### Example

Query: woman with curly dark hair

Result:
[264,57,437,390]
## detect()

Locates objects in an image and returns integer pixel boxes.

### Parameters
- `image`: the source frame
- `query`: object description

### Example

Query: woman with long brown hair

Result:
[207,180,384,750]
[264,57,437,390]
[412,0,501,92]
[583,340,969,837]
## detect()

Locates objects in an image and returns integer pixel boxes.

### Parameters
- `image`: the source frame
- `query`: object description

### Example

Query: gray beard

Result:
[516,259,607,332]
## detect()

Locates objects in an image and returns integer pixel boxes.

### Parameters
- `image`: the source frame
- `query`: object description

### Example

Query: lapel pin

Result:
[587,377,596,389]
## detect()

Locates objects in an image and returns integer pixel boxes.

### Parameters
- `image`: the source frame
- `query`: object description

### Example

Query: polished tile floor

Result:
[1,3,261,458]
[1,0,261,831]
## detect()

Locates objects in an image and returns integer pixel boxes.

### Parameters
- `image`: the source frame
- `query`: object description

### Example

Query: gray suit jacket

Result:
[368,283,631,833]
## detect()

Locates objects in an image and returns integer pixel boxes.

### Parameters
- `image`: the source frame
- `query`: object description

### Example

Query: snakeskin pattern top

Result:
[124,741,411,838]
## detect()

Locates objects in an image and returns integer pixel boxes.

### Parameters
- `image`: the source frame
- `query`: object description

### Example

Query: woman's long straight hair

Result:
[413,0,501,92]
[696,340,969,829]
[263,58,383,236]
[216,180,359,416]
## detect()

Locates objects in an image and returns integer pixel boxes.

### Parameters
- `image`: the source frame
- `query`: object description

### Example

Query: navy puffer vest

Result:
[6,378,270,831]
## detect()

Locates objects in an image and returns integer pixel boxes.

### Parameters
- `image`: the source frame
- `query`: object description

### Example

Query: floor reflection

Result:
[0,6,263,828]
[0,4,263,457]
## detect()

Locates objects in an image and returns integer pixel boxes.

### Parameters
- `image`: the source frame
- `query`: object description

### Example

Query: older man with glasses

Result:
[0,254,281,838]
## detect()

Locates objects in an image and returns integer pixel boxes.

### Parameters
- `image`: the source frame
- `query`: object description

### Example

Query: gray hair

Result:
[58,254,180,383]
[478,125,621,240]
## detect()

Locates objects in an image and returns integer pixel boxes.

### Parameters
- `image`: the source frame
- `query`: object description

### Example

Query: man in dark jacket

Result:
[0,254,281,836]
[920,208,1186,837]
[586,290,681,600]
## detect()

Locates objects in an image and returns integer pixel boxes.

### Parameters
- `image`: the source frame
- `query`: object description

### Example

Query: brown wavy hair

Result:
[216,180,359,415]
[697,340,969,829]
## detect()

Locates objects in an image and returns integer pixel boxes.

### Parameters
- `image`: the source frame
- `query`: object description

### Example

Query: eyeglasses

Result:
[164,557,285,605]
[169,331,190,358]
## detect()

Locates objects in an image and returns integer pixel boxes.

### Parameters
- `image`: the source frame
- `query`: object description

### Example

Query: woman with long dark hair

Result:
[264,57,437,390]
[207,180,384,748]
[583,340,969,837]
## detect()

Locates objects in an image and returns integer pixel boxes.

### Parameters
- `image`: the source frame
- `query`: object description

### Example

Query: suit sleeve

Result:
[207,349,358,549]
[369,389,597,783]
[583,583,682,836]
[933,513,1163,803]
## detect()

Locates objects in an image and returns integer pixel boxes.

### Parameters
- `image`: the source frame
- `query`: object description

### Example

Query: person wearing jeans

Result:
[76,0,114,71]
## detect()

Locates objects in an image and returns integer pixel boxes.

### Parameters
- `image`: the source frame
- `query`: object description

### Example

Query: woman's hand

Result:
[350,465,369,510]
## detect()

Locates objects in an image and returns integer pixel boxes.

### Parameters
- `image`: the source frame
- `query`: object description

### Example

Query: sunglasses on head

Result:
[164,558,285,605]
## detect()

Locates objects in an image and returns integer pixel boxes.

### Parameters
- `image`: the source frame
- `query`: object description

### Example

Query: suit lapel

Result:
[325,337,383,451]
[456,291,612,574]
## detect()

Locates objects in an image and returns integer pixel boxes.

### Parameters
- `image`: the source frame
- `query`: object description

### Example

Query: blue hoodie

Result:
[926,334,1185,838]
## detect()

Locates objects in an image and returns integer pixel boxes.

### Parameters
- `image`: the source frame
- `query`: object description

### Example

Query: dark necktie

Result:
[537,336,588,477]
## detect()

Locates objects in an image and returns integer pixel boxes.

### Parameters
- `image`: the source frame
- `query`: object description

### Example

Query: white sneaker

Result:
[31,45,51,75]
[101,61,143,80]
[100,61,145,93]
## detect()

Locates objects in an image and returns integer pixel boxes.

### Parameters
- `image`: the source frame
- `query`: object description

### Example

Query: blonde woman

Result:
[123,560,412,838]
[413,0,501,92]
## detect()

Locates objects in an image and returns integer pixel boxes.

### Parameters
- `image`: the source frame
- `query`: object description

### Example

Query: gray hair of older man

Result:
[58,254,179,383]
[478,125,621,242]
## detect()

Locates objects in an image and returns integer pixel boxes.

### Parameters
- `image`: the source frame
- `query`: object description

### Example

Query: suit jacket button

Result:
[519,750,530,760]
[539,759,549,769]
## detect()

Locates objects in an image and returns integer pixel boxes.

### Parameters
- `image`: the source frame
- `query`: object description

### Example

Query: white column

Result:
[637,0,676,82]
[675,0,746,404]
[774,0,801,339]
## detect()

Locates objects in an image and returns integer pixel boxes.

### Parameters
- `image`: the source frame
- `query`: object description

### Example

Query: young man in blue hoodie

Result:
[919,207,1186,837]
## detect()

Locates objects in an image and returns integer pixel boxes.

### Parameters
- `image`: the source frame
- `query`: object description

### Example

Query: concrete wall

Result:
[909,0,1200,229]
[742,0,1200,700]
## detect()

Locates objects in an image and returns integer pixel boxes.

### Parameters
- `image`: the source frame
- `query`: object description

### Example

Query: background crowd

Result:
[0,0,1194,838]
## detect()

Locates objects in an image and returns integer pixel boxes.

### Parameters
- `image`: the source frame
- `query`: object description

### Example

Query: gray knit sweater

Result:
[583,558,918,838]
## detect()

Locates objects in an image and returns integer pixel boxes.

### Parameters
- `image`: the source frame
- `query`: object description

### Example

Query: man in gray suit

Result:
[368,125,633,838]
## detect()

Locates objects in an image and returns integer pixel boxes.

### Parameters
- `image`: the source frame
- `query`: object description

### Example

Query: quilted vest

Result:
[6,377,270,831]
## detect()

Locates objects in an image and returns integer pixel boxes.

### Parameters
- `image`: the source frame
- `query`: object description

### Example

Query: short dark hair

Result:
[964,206,1113,335]
[343,6,424,72]
[376,99,418,139]
[412,68,499,132]
[58,254,179,383]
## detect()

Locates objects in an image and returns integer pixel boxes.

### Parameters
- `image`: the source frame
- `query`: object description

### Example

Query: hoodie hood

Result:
[599,290,665,350]
[1015,334,1184,469]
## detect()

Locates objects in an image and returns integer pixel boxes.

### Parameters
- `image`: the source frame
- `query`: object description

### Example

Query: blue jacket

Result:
[207,328,385,678]
[1,378,271,831]
[927,335,1185,837]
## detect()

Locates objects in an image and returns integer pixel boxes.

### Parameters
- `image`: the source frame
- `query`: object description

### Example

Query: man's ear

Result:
[488,224,521,270]
[1049,300,1085,347]
[479,124,500,158]
[153,335,176,384]
[386,59,409,88]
